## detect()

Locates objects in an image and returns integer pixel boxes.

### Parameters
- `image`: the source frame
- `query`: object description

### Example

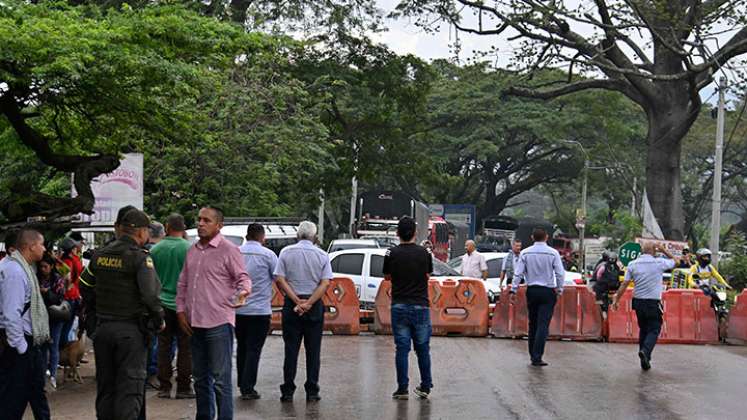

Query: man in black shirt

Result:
[382,217,433,400]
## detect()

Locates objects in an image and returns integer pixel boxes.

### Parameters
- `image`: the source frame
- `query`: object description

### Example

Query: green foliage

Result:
[587,210,643,249]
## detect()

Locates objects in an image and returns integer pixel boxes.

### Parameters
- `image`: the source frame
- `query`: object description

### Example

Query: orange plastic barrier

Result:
[607,288,719,344]
[372,280,393,335]
[726,291,747,342]
[491,285,602,340]
[549,285,603,340]
[269,277,361,335]
[372,279,489,336]
[429,279,489,337]
[490,286,529,338]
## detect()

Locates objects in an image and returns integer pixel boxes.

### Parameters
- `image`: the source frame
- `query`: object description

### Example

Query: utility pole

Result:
[349,176,357,237]
[578,159,589,272]
[710,76,727,266]
[631,177,637,217]
[317,189,325,244]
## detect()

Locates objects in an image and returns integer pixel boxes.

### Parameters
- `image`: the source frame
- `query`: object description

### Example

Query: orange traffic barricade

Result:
[322,277,361,335]
[372,279,393,335]
[607,288,718,344]
[429,279,489,337]
[727,291,747,343]
[373,278,490,336]
[269,277,360,335]
[491,285,602,340]
[549,285,604,340]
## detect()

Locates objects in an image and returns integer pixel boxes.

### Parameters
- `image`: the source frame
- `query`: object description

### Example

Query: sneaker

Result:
[414,386,430,399]
[306,393,321,402]
[638,351,651,371]
[145,375,160,390]
[49,376,57,390]
[392,388,409,400]
[157,390,171,399]
[175,390,196,399]
[241,390,260,400]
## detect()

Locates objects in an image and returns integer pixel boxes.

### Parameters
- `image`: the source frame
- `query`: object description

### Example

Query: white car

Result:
[328,248,462,309]
[327,239,380,253]
[185,224,298,255]
[448,252,585,303]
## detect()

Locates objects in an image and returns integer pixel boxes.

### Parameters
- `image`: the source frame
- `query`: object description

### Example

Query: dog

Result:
[59,330,87,384]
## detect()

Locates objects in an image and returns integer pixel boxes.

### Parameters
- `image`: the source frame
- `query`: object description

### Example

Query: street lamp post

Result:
[564,140,589,273]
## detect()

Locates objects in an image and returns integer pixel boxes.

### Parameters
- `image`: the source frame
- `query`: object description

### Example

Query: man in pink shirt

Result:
[176,207,251,420]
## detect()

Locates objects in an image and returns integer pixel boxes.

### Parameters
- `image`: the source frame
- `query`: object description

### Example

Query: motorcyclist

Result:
[593,251,622,313]
[687,248,732,299]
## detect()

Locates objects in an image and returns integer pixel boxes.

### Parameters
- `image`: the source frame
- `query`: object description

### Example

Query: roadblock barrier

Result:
[430,279,489,337]
[372,279,490,336]
[491,285,602,340]
[607,288,719,344]
[269,277,361,335]
[372,280,393,334]
[727,290,747,343]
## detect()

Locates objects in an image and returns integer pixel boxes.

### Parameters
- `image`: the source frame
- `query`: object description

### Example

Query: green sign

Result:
[619,242,642,266]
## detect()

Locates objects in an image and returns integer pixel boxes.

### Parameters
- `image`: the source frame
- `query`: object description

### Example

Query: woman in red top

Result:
[60,237,83,346]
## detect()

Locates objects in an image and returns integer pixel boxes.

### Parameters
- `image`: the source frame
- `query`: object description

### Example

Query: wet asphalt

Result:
[36,334,747,420]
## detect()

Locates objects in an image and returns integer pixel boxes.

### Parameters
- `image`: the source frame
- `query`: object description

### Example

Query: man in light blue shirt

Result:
[509,228,564,366]
[0,229,51,419]
[612,242,678,370]
[274,221,332,402]
[235,223,278,400]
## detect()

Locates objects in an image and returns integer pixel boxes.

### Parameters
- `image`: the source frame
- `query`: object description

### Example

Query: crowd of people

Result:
[0,204,736,419]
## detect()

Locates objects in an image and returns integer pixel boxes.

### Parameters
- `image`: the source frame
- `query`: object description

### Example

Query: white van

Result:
[186,222,299,256]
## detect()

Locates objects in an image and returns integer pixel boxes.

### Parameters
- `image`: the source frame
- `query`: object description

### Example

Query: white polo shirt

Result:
[461,251,488,278]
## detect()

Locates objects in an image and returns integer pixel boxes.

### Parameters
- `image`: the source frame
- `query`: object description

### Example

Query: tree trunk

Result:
[644,106,696,241]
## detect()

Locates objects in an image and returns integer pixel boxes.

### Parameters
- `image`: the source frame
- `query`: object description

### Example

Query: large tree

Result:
[0,1,247,222]
[423,61,644,225]
[394,0,747,240]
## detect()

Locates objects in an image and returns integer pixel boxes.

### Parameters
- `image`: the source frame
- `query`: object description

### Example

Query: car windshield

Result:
[433,258,460,276]
[447,257,462,269]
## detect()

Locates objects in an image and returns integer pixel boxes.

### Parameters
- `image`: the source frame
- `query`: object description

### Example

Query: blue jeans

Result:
[391,304,433,390]
[191,324,234,420]
[46,320,65,375]
[147,336,158,376]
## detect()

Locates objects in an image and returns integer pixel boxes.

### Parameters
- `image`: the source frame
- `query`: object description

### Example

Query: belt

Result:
[98,317,139,324]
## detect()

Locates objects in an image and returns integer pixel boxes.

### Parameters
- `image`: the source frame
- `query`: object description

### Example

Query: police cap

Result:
[120,209,151,228]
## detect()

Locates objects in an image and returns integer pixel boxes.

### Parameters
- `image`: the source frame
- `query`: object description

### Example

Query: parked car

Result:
[328,248,462,309]
[448,252,584,303]
[327,239,380,253]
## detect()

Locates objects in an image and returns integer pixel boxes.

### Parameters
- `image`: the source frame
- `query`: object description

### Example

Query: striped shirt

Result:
[274,240,333,296]
[511,241,565,294]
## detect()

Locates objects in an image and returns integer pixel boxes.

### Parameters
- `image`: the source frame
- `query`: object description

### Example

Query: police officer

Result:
[80,209,164,419]
[612,242,678,371]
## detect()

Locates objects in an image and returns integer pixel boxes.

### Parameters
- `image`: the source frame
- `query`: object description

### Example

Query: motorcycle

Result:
[692,273,729,341]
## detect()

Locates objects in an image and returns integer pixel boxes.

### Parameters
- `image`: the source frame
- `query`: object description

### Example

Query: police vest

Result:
[90,238,149,320]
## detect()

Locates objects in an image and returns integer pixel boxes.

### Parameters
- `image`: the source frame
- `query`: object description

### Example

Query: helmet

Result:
[606,251,618,263]
[59,237,77,253]
[696,248,712,257]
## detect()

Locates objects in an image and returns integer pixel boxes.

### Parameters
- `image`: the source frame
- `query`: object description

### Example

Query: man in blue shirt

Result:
[274,221,332,402]
[509,228,565,367]
[0,228,51,419]
[612,242,678,370]
[235,223,278,400]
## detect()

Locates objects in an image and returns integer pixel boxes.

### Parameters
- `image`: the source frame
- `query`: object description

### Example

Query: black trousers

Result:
[526,286,557,363]
[281,297,324,395]
[235,314,271,394]
[633,298,663,359]
[94,321,146,420]
[0,335,50,420]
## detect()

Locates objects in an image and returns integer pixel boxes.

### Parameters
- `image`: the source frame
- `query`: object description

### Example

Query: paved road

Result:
[36,334,747,420]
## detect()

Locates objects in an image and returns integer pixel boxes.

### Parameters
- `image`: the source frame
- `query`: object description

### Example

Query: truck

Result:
[354,191,450,260]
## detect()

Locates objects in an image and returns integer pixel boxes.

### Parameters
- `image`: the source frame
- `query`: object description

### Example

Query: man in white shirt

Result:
[500,240,523,287]
[460,240,488,280]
